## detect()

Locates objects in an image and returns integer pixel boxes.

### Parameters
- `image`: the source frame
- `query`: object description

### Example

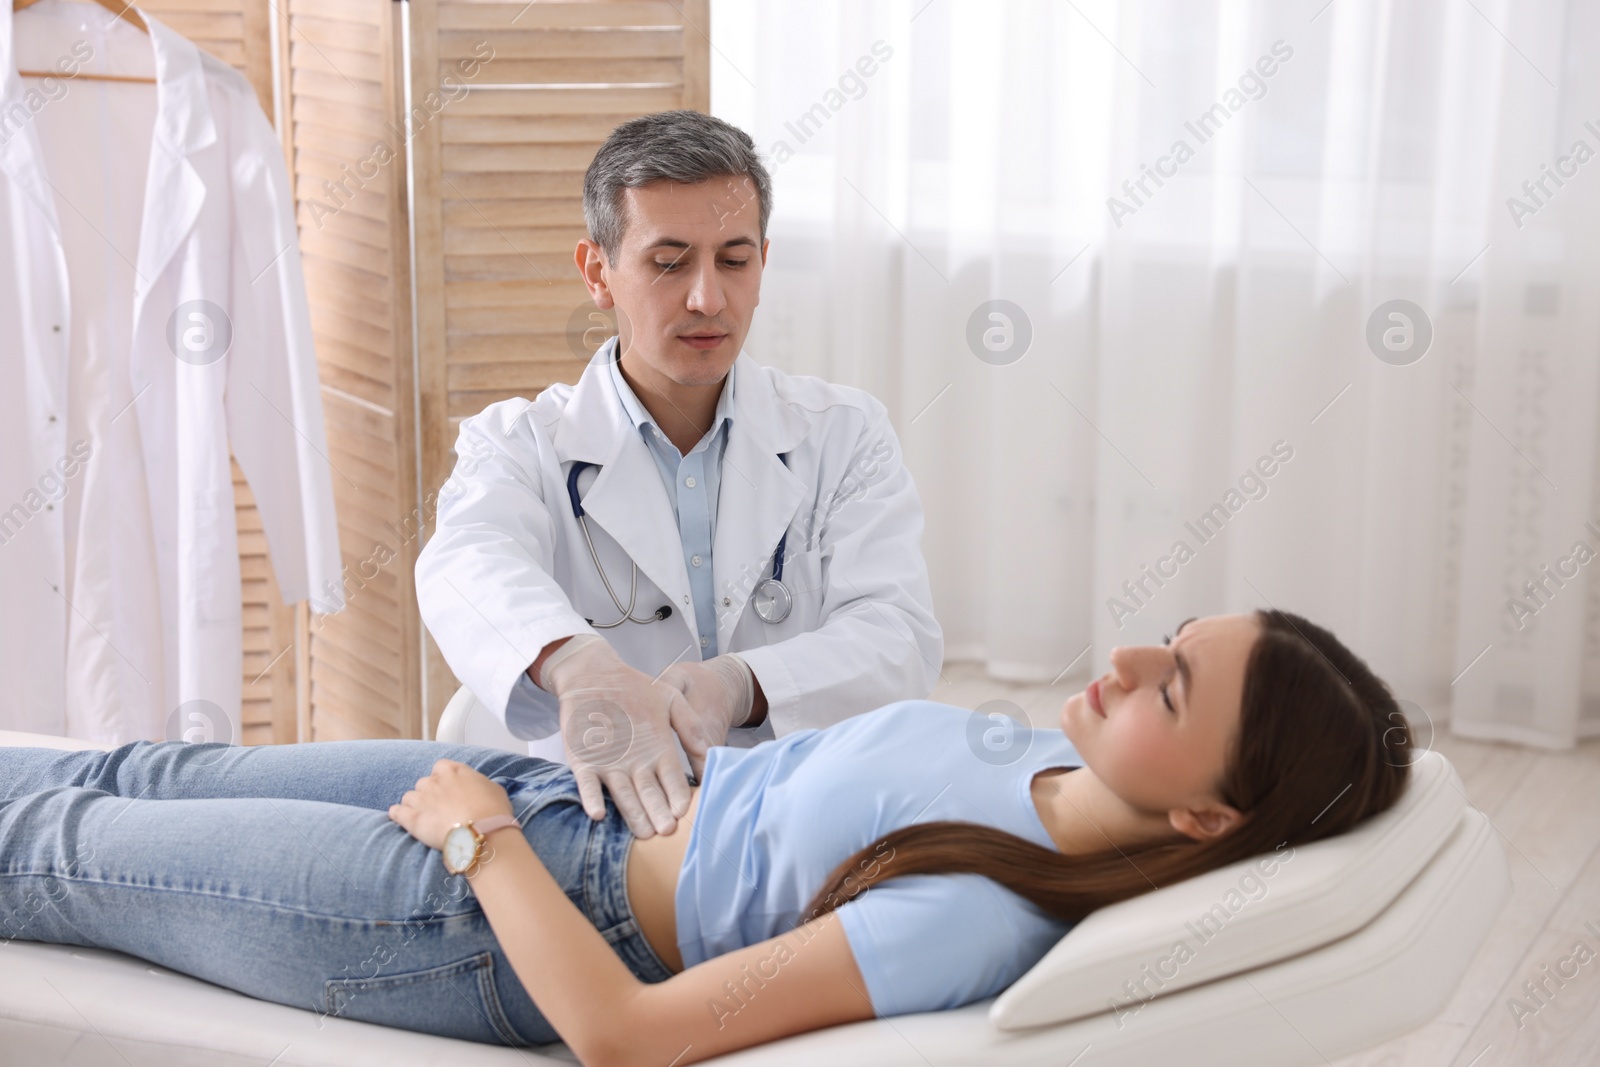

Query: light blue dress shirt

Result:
[606,351,735,660]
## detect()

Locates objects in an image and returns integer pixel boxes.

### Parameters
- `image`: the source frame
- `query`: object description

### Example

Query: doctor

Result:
[415,110,942,839]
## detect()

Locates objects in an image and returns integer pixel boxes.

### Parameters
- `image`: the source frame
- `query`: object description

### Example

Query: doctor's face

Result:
[576,175,768,389]
[1061,613,1259,817]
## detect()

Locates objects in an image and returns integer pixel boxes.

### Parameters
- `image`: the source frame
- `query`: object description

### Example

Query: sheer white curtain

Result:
[711,0,1600,748]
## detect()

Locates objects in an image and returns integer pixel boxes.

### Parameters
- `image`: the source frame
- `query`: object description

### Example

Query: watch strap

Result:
[471,814,520,836]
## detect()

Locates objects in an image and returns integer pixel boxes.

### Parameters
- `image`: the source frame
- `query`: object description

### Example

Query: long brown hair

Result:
[800,609,1415,923]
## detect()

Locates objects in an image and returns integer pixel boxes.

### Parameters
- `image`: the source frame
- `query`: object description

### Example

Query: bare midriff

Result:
[624,782,702,975]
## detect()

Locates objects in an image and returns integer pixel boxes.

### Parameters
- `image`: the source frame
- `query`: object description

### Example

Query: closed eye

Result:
[654,258,750,272]
[1160,633,1177,714]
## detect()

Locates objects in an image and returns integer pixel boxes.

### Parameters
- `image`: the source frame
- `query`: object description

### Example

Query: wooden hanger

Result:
[14,0,156,84]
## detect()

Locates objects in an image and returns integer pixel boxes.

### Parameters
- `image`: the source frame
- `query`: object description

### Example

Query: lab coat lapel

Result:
[550,341,693,622]
[132,15,213,308]
[0,4,64,243]
[713,356,808,651]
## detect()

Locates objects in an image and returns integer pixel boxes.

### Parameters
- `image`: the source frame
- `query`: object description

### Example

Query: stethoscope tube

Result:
[751,451,793,623]
[565,456,792,627]
[567,461,673,627]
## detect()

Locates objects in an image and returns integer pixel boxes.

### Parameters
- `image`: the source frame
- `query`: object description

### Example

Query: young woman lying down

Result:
[0,609,1413,1066]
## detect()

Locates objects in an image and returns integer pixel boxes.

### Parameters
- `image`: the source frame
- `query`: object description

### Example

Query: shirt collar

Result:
[606,341,737,452]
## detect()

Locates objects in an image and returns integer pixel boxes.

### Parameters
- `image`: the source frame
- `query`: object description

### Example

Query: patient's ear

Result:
[1169,801,1244,843]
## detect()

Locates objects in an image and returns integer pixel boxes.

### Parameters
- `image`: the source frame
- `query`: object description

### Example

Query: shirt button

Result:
[47,414,57,423]
[683,595,690,605]
[700,636,709,648]
[691,555,702,567]
[52,324,61,333]
[685,476,697,488]
[722,597,731,606]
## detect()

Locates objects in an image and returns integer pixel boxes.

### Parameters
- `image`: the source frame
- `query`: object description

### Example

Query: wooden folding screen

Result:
[407,0,711,733]
[145,0,711,743]
[260,0,421,743]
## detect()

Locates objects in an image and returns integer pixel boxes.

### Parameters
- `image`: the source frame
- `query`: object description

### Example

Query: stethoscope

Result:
[565,457,793,628]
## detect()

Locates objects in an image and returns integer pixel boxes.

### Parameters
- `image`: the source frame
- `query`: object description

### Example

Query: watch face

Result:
[443,825,478,874]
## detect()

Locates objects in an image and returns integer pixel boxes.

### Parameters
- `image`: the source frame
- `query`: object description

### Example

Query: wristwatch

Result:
[441,814,520,876]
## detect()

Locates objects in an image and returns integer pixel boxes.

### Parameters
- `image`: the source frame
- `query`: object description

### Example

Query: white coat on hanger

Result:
[0,2,342,742]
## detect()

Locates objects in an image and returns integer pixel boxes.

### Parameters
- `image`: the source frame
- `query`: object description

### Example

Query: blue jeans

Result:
[0,738,676,1046]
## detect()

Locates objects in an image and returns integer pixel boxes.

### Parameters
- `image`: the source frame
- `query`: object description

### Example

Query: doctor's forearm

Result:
[741,607,942,731]
[743,675,768,727]
[528,634,575,688]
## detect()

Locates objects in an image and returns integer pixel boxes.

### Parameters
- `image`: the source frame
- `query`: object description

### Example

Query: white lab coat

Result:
[0,4,342,741]
[415,343,943,762]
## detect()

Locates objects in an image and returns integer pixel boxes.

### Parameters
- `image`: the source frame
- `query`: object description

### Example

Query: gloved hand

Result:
[534,635,694,838]
[658,654,756,781]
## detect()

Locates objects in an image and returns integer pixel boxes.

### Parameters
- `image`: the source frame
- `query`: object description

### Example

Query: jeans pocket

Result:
[323,949,528,1046]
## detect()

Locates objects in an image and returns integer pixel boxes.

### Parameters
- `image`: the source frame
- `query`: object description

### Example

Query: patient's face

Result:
[1061,613,1258,818]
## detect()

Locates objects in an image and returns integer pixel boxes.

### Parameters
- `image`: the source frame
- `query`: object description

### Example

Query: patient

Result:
[0,609,1411,1065]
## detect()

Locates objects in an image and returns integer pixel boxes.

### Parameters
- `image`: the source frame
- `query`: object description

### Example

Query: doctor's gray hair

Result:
[583,110,773,261]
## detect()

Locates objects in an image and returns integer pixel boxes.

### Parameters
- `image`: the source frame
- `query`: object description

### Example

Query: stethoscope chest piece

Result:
[751,576,792,624]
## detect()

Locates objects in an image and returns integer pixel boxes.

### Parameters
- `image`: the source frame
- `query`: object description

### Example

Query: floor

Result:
[926,660,1600,1067]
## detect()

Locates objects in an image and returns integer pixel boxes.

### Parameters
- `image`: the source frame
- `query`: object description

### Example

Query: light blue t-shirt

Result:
[674,700,1084,1018]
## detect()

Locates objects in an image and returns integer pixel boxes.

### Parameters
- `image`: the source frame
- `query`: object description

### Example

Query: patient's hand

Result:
[389,759,513,852]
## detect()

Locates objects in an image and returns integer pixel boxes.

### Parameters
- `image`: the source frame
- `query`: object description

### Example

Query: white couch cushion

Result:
[990,748,1465,1029]
[0,729,119,752]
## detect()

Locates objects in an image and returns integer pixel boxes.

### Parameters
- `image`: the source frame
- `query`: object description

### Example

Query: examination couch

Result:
[0,697,1507,1066]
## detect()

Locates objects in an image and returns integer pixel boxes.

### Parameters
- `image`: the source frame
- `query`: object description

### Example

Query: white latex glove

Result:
[658,654,755,781]
[535,635,694,838]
